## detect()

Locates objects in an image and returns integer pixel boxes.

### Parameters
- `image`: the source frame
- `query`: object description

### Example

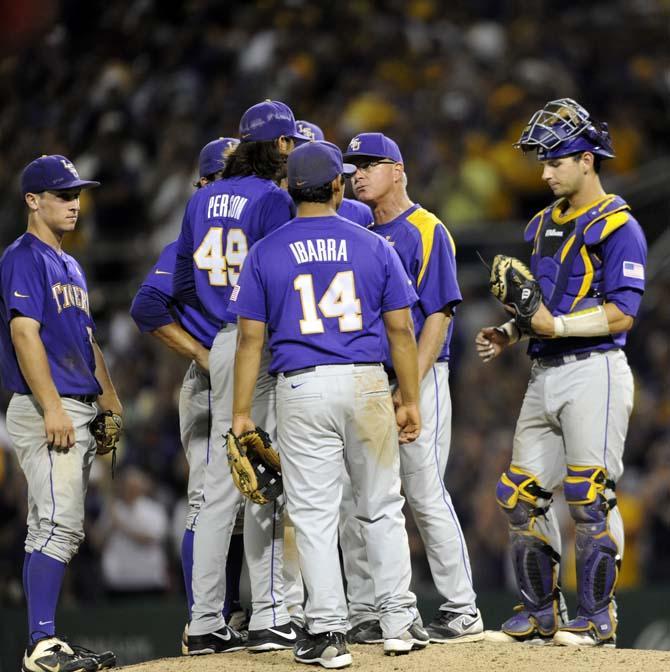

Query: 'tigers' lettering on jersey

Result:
[51,282,90,315]
[289,238,348,264]
[207,193,248,220]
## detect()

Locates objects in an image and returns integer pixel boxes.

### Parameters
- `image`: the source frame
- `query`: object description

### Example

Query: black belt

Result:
[62,394,98,403]
[284,363,380,378]
[535,350,612,368]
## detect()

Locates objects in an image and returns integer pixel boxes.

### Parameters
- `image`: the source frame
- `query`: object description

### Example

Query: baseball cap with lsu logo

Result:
[199,137,240,177]
[343,132,403,164]
[239,100,311,143]
[288,141,356,190]
[21,155,100,196]
[295,120,325,142]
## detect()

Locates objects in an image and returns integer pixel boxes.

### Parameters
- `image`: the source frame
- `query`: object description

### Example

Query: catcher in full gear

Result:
[476,99,647,647]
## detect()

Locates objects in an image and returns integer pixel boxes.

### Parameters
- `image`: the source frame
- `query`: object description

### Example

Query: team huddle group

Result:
[0,96,646,672]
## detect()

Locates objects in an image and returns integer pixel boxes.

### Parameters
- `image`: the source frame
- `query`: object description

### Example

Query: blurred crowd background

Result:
[1,0,669,612]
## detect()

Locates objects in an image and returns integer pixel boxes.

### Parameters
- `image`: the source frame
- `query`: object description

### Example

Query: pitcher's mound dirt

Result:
[118,641,670,672]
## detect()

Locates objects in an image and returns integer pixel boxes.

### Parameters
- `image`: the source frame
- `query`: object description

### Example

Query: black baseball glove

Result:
[226,426,282,505]
[489,254,543,333]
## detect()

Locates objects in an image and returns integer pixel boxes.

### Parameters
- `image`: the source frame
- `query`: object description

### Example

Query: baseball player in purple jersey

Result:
[477,99,647,646]
[341,133,483,644]
[130,138,249,654]
[0,156,121,672]
[229,140,427,667]
[173,101,310,654]
[295,120,373,227]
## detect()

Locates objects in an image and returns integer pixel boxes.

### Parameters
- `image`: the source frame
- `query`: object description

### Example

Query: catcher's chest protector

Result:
[525,195,631,315]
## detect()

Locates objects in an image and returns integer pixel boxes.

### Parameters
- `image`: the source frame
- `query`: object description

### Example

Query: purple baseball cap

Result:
[343,133,403,163]
[296,120,325,142]
[21,155,100,196]
[288,141,356,190]
[199,137,239,176]
[239,100,310,143]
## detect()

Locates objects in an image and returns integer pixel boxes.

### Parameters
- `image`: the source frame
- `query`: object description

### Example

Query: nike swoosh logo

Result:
[38,620,53,625]
[13,291,30,298]
[296,646,314,656]
[267,627,296,640]
[291,383,306,389]
[154,270,172,275]
[212,629,232,641]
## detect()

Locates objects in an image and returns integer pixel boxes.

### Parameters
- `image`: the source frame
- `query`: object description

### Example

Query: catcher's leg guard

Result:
[555,466,620,646]
[494,467,566,641]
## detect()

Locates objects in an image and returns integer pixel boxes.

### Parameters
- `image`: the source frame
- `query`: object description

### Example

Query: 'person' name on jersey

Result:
[207,194,248,220]
[51,282,90,315]
[289,239,348,264]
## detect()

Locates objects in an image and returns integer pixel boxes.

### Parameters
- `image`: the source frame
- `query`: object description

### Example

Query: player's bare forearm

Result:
[92,340,123,416]
[232,318,265,433]
[417,310,451,381]
[151,322,209,371]
[11,316,74,449]
[11,317,63,412]
[383,308,419,405]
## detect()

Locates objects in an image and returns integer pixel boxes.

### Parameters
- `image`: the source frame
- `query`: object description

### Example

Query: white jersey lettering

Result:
[207,194,249,221]
[289,239,349,265]
[51,282,90,315]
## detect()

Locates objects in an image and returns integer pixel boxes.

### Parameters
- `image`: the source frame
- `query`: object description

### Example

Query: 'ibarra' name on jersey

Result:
[289,238,348,264]
[207,194,248,220]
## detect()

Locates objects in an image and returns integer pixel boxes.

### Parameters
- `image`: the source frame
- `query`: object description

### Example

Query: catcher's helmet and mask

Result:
[514,98,615,161]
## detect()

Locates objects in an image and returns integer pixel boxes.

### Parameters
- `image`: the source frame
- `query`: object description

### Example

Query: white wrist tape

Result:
[497,320,528,344]
[553,306,610,337]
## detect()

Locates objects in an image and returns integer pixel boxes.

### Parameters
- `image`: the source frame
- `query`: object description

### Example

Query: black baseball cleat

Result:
[187,625,245,655]
[22,636,99,672]
[69,643,116,670]
[294,631,352,669]
[247,621,302,652]
[346,620,383,644]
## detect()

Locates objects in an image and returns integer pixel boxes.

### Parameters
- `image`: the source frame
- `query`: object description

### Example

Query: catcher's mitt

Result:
[90,411,123,456]
[226,427,282,505]
[489,254,542,333]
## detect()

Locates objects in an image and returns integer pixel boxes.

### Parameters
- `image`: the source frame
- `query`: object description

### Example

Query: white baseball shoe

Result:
[383,622,430,655]
[426,609,485,643]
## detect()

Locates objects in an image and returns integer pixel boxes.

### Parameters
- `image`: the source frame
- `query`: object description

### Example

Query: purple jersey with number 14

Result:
[228,215,417,374]
[174,175,295,325]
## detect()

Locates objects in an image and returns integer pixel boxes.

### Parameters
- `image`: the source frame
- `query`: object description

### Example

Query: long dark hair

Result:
[222,140,286,183]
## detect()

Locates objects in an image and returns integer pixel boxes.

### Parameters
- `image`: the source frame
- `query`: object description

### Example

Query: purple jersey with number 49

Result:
[174,175,295,325]
[229,215,417,374]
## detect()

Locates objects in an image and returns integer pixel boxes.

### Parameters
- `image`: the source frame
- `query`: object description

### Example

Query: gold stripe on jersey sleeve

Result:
[570,246,594,311]
[598,211,629,240]
[406,207,447,287]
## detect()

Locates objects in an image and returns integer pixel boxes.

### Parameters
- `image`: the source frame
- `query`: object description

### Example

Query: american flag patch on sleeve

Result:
[230,284,241,301]
[622,261,644,280]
